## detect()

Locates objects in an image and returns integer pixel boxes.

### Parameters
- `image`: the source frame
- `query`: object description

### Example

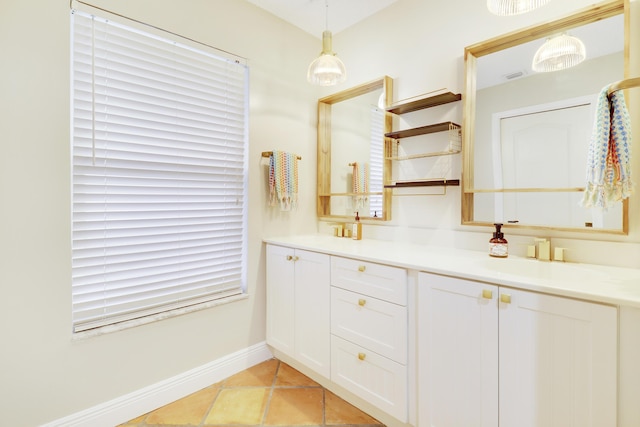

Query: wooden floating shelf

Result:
[385,122,460,139]
[385,179,461,189]
[386,91,462,115]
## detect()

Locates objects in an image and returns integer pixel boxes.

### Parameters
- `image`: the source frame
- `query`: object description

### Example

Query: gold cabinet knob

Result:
[358,265,366,272]
[482,289,493,299]
[286,255,293,261]
[500,293,512,304]
[358,299,366,307]
[292,256,299,261]
[358,353,366,361]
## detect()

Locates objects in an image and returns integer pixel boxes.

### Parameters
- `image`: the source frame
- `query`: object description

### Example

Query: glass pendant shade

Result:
[487,0,551,16]
[307,30,346,86]
[532,34,586,72]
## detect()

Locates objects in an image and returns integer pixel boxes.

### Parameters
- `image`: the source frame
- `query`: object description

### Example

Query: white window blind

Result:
[71,10,248,333]
[369,107,384,218]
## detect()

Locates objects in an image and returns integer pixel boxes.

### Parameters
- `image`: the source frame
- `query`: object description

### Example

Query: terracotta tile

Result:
[275,363,320,387]
[325,390,381,425]
[117,412,146,426]
[204,387,270,425]
[264,387,324,425]
[223,358,279,387]
[144,386,219,425]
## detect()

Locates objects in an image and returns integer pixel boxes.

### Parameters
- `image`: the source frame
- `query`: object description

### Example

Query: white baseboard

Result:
[42,342,273,427]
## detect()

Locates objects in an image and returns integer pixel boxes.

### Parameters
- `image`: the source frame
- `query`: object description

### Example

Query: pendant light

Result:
[532,33,586,72]
[307,0,346,86]
[487,0,551,16]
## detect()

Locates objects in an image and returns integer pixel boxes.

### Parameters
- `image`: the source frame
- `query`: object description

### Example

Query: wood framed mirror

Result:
[461,0,629,234]
[317,76,393,221]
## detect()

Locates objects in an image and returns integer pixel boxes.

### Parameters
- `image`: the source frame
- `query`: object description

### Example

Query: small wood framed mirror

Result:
[317,76,393,221]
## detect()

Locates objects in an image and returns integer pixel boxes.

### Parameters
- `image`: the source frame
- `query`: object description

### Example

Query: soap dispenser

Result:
[489,223,508,258]
[352,212,362,240]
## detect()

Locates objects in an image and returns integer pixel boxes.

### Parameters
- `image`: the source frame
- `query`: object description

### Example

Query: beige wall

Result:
[1,0,638,425]
[0,1,321,425]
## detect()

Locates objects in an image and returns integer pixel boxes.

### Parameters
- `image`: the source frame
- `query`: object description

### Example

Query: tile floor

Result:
[119,358,385,426]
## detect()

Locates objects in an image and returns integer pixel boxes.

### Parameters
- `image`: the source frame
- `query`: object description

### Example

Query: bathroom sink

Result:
[482,256,610,283]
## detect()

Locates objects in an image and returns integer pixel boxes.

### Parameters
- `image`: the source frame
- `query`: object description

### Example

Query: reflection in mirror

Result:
[330,90,385,217]
[318,77,393,220]
[462,0,628,233]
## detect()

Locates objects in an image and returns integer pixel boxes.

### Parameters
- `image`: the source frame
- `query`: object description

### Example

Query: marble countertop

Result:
[263,235,640,308]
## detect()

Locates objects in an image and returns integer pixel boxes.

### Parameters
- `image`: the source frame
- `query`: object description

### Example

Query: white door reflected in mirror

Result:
[476,96,622,230]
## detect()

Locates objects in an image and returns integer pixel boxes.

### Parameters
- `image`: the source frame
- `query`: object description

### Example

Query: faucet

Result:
[534,238,551,261]
[330,222,347,237]
[527,238,566,261]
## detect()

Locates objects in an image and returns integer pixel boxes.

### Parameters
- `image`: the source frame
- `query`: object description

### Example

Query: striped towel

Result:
[352,162,369,210]
[269,150,299,211]
[581,86,634,209]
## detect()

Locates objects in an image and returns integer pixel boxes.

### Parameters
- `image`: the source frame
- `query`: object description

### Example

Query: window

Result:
[71,10,249,333]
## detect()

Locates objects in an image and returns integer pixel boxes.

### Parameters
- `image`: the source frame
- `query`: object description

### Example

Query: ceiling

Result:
[246,0,400,38]
[245,1,623,88]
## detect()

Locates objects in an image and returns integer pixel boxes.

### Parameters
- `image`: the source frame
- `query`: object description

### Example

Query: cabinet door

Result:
[499,288,617,427]
[418,272,499,427]
[266,244,295,354]
[294,249,331,378]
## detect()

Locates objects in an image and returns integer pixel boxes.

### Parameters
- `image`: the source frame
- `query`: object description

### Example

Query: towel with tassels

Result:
[352,162,369,210]
[269,150,299,211]
[581,86,634,209]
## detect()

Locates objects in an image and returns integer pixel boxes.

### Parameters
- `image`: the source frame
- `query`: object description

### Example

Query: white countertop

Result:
[264,235,640,308]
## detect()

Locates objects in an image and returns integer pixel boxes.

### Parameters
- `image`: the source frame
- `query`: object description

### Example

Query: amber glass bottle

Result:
[489,223,508,257]
[352,212,362,240]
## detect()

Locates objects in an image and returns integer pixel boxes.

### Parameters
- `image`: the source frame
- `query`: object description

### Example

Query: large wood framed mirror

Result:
[462,0,629,234]
[317,76,393,220]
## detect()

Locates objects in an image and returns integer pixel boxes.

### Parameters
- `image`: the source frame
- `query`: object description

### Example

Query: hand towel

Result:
[352,162,369,210]
[581,86,633,209]
[269,150,299,211]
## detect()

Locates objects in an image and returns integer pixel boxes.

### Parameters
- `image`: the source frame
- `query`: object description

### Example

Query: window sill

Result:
[72,293,249,341]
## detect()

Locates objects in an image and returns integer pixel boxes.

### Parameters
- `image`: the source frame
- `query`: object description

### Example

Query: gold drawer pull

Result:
[482,289,493,299]
[358,265,366,272]
[286,255,298,261]
[358,299,366,307]
[500,293,512,304]
[358,353,366,361]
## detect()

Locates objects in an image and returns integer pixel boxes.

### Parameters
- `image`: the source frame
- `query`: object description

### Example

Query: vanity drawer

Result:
[331,335,407,422]
[331,287,407,363]
[331,256,407,305]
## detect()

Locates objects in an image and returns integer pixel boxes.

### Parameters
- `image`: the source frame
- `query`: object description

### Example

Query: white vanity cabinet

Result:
[265,244,331,378]
[418,272,618,427]
[330,257,409,422]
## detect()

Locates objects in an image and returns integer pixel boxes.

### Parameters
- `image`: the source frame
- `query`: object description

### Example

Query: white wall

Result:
[0,1,321,425]
[320,0,640,267]
[1,0,638,425]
